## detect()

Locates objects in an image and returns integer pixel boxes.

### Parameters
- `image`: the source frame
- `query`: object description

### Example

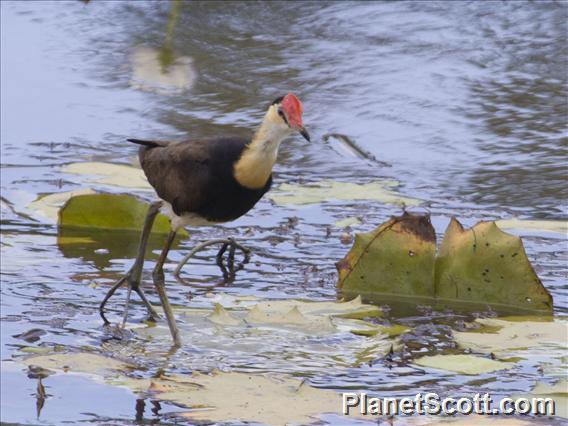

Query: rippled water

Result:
[1,1,566,425]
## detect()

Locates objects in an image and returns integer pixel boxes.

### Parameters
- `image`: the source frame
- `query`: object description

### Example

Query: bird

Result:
[99,93,310,345]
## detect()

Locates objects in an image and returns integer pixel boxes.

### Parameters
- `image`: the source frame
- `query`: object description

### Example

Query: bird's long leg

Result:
[152,230,181,346]
[99,201,162,325]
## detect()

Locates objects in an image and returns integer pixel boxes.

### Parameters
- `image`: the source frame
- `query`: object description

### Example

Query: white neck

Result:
[234,105,292,189]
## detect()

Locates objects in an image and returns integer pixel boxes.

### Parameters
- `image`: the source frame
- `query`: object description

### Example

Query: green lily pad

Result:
[58,193,186,236]
[414,354,514,375]
[337,212,436,303]
[435,218,552,313]
[269,180,422,206]
[338,214,554,314]
[28,189,97,221]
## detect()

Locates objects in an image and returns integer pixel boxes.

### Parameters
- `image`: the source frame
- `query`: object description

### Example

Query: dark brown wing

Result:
[134,139,213,215]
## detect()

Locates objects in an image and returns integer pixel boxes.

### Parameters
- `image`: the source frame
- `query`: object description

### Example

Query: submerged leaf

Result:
[435,218,552,313]
[269,180,421,206]
[159,372,350,425]
[334,217,363,228]
[22,353,133,376]
[62,162,151,190]
[136,296,396,374]
[414,354,513,375]
[337,213,436,303]
[207,304,243,326]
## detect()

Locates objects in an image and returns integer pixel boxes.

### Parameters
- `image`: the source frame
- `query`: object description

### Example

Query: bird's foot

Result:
[173,238,251,280]
[216,237,251,275]
[99,270,160,327]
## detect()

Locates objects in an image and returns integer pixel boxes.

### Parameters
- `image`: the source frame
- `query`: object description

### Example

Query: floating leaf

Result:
[207,304,243,326]
[22,353,133,376]
[269,180,421,206]
[58,193,185,236]
[152,371,352,425]
[200,293,383,319]
[453,317,567,356]
[20,345,65,354]
[419,415,537,425]
[435,218,552,313]
[512,380,567,418]
[414,354,514,375]
[248,295,383,320]
[61,162,151,190]
[244,305,335,331]
[27,189,96,221]
[334,217,363,228]
[134,296,396,374]
[496,219,568,235]
[337,213,436,304]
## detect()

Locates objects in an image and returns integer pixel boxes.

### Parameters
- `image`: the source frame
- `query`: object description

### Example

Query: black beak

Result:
[299,127,311,142]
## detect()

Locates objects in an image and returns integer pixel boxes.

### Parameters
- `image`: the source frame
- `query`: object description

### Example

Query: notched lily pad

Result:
[414,354,514,375]
[338,214,553,314]
[249,295,383,320]
[207,304,244,326]
[337,212,436,303]
[435,218,552,313]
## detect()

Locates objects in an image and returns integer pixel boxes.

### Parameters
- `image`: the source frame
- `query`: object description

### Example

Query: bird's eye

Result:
[278,108,289,125]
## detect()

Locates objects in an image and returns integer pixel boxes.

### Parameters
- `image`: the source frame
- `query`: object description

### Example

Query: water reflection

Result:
[56,228,181,269]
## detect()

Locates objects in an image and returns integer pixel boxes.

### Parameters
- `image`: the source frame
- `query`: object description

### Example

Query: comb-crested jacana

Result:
[100,93,310,345]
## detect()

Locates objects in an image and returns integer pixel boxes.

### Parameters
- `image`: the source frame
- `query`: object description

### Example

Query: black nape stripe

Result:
[271,95,285,105]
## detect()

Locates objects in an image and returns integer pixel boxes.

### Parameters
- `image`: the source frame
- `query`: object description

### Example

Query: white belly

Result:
[161,202,219,231]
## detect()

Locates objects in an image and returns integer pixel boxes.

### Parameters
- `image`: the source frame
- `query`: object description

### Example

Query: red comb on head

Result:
[281,93,304,129]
